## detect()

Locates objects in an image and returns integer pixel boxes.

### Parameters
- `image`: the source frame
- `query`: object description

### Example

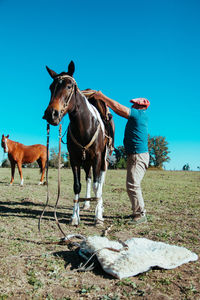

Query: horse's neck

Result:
[69,93,97,129]
[68,93,102,146]
[7,139,16,153]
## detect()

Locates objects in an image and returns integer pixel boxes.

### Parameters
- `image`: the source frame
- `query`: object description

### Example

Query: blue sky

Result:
[0,0,200,170]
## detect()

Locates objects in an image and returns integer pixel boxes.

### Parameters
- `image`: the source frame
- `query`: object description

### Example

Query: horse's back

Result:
[17,143,47,163]
[83,90,115,153]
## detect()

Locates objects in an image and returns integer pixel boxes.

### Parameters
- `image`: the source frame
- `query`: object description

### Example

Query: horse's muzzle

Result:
[43,107,60,126]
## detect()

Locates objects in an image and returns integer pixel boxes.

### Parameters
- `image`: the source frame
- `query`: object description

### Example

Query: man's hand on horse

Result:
[89,90,104,100]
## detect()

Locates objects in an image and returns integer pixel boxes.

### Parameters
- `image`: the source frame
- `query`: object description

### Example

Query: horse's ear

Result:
[6,134,9,138]
[2,134,4,138]
[46,66,58,79]
[67,61,75,76]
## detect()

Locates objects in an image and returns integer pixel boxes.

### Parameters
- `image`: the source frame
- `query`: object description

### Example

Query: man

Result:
[92,90,150,225]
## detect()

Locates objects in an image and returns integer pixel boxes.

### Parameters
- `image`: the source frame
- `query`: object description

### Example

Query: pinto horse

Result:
[43,60,114,226]
[1,135,47,186]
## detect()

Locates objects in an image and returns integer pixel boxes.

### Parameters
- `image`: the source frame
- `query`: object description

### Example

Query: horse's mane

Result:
[7,139,20,146]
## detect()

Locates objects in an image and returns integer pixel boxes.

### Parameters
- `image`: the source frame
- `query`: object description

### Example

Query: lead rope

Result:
[38,123,50,232]
[54,124,67,237]
[38,124,66,238]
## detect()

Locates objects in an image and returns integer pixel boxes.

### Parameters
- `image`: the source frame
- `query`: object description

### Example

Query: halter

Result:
[54,74,88,103]
[55,74,77,85]
[53,74,77,119]
[53,74,104,160]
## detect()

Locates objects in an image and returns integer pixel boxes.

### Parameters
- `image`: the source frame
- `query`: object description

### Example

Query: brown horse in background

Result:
[1,135,47,186]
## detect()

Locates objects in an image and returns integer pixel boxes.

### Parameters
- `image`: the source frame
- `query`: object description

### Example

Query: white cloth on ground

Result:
[79,236,198,279]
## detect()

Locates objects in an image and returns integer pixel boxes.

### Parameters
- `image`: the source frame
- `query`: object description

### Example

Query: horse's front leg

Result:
[82,167,92,210]
[71,165,81,226]
[93,169,106,226]
[10,160,16,185]
[17,162,24,186]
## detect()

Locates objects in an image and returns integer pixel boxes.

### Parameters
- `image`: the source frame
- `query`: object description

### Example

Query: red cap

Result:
[130,98,150,109]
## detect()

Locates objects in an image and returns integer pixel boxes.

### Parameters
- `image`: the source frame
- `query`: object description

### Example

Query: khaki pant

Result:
[126,152,149,217]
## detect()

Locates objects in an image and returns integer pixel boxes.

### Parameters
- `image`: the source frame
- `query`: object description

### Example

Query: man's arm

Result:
[92,91,130,119]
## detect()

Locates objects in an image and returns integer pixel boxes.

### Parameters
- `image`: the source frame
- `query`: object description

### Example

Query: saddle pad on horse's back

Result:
[82,89,115,152]
[81,89,110,122]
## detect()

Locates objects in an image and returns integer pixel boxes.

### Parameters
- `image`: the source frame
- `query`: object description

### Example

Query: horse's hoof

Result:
[94,219,104,227]
[38,181,43,185]
[82,203,90,210]
[70,217,80,226]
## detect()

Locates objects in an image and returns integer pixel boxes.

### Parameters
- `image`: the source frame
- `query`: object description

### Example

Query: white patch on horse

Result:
[104,146,108,171]
[83,95,105,134]
[5,138,8,153]
[95,197,104,222]
[83,178,91,210]
[94,171,106,222]
[71,194,80,225]
[98,171,106,193]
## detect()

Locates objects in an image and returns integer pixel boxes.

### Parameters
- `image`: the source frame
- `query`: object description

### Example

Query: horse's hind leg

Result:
[71,165,81,226]
[82,167,92,210]
[93,170,106,226]
[94,149,108,226]
[37,158,45,185]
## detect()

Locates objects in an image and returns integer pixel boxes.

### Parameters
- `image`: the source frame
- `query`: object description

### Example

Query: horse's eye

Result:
[67,85,72,89]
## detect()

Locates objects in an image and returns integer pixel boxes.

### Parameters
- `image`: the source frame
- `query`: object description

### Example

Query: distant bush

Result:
[148,165,164,170]
[116,157,127,169]
[63,160,71,168]
[182,163,190,171]
[22,162,39,168]
[1,159,10,168]
[49,147,71,169]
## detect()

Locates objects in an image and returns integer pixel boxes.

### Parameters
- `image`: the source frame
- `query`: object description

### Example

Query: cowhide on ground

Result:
[79,236,198,279]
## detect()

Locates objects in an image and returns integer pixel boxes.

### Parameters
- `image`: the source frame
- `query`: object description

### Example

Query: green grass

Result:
[0,168,199,299]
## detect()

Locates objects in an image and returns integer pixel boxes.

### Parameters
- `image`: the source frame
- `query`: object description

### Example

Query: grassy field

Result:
[0,167,199,300]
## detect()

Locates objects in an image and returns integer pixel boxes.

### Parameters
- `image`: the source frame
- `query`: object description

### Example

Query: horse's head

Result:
[1,134,9,153]
[43,60,76,125]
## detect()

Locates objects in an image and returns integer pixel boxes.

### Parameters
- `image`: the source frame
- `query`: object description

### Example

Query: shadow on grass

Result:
[0,198,120,226]
[0,200,114,227]
[0,199,71,210]
[53,249,113,279]
[0,181,10,184]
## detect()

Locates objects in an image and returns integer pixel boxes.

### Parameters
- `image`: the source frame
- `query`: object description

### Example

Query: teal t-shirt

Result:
[123,108,148,154]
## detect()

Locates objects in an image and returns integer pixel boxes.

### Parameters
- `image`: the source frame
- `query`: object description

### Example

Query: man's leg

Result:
[126,153,149,219]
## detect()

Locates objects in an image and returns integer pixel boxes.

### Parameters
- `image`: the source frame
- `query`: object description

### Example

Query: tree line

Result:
[109,135,170,169]
[2,136,199,170]
[1,135,171,170]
